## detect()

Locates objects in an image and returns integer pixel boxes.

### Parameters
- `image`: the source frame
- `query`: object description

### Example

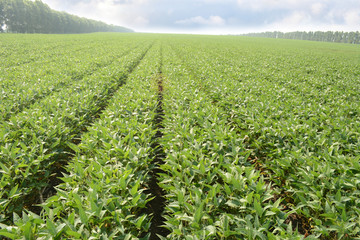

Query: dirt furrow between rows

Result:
[140,72,170,240]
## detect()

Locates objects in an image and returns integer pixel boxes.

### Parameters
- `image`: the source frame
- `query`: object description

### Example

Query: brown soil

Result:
[141,73,170,239]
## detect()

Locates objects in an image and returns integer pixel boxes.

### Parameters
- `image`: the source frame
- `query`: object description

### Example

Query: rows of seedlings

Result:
[153,42,290,239]
[0,34,108,68]
[1,34,359,240]
[1,37,140,122]
[0,41,171,239]
[164,36,360,239]
[0,42,153,228]
[167,38,314,237]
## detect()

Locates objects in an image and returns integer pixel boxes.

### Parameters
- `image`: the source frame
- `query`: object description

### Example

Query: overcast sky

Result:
[41,0,360,34]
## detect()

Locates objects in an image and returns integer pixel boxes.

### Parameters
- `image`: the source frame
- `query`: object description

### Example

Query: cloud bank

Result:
[42,0,360,34]
[176,16,225,26]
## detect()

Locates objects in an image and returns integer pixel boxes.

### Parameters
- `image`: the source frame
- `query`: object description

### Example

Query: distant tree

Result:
[0,0,5,32]
[243,31,360,44]
[355,32,360,44]
[1,0,133,34]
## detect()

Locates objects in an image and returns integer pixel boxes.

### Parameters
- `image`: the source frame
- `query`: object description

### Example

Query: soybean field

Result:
[0,33,360,239]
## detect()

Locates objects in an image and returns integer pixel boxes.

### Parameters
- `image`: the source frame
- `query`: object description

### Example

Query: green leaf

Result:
[24,221,32,240]
[13,213,20,224]
[194,203,204,224]
[177,188,185,204]
[246,191,254,204]
[72,193,82,206]
[223,184,231,195]
[335,190,341,202]
[56,223,66,236]
[9,185,18,198]
[130,181,139,196]
[47,220,57,236]
[205,225,216,235]
[79,207,88,224]
[67,142,80,153]
[0,162,9,174]
[0,230,15,239]
[254,199,263,216]
[341,208,347,221]
[131,193,141,205]
[273,197,281,209]
[173,228,182,235]
[136,215,147,229]
[66,230,82,238]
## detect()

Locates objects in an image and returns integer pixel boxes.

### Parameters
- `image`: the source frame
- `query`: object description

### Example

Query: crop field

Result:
[0,33,359,239]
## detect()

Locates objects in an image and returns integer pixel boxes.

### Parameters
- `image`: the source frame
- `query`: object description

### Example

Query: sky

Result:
[41,0,360,34]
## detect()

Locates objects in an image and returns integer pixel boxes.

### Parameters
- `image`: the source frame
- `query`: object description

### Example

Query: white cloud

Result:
[237,0,306,11]
[198,0,233,3]
[311,3,325,15]
[267,11,313,31]
[176,15,226,25]
[344,10,360,25]
[134,16,150,26]
[283,11,312,25]
[236,0,360,32]
[264,8,360,32]
[42,0,151,29]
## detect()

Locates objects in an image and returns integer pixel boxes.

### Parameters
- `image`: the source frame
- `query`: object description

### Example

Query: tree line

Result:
[0,0,133,34]
[243,31,360,44]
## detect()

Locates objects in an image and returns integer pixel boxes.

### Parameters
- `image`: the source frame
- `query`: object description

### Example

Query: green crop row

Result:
[0,34,135,68]
[157,43,301,239]
[159,36,360,239]
[0,36,143,122]
[0,41,152,227]
[1,40,161,240]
